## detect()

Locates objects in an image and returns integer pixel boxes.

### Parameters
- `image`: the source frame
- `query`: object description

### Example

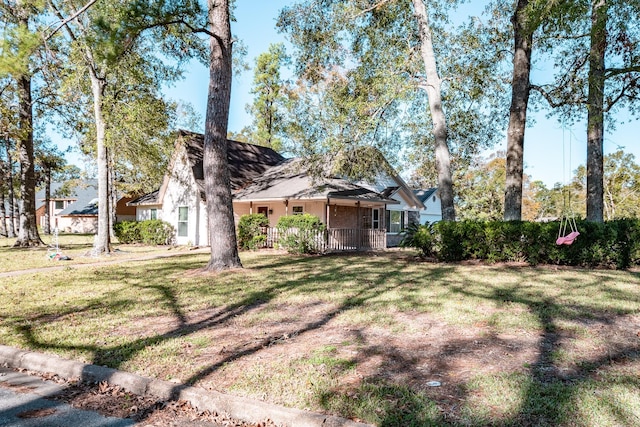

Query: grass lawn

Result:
[1,248,639,426]
[0,234,171,273]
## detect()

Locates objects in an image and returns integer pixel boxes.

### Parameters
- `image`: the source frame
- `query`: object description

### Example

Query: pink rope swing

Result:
[556,215,580,245]
[555,126,580,246]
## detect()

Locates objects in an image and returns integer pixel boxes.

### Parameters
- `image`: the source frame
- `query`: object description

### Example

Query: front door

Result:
[257,206,269,218]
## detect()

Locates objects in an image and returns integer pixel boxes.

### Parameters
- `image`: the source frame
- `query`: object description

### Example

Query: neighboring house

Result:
[35,180,100,233]
[413,188,442,224]
[128,130,425,248]
[34,180,133,234]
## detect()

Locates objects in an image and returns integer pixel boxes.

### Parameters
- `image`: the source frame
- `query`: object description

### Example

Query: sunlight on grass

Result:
[1,250,639,425]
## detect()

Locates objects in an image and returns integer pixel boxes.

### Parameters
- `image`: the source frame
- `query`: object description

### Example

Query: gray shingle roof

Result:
[180,130,286,200]
[57,181,99,216]
[127,189,160,206]
[234,158,399,204]
[413,188,438,204]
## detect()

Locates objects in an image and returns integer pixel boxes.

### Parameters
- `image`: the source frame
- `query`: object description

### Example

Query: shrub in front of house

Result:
[113,221,142,244]
[401,219,640,269]
[139,220,175,245]
[400,222,436,258]
[237,214,269,250]
[114,220,175,245]
[276,213,326,254]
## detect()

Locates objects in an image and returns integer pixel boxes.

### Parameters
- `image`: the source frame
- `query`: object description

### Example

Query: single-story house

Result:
[128,130,426,248]
[34,180,136,234]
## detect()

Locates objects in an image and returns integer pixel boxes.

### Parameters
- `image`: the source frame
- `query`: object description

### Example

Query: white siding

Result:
[162,149,208,246]
[420,194,442,224]
[135,206,162,221]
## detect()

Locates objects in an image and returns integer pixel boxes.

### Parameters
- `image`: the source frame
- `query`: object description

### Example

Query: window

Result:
[372,209,380,229]
[362,208,372,229]
[54,200,64,210]
[257,206,269,217]
[387,210,405,233]
[292,206,304,215]
[150,208,157,220]
[178,206,188,237]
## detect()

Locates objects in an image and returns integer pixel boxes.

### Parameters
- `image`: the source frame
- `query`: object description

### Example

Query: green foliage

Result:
[114,220,174,245]
[276,213,325,254]
[400,222,435,258]
[246,43,289,152]
[400,219,640,269]
[237,214,269,250]
[113,220,141,244]
[276,213,323,230]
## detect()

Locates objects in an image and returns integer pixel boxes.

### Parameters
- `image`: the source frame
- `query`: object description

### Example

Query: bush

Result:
[400,222,435,257]
[276,213,325,254]
[139,220,175,245]
[237,214,269,250]
[114,220,175,245]
[113,221,141,244]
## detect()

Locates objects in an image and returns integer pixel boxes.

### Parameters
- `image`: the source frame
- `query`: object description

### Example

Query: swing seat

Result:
[556,231,580,246]
[562,231,580,245]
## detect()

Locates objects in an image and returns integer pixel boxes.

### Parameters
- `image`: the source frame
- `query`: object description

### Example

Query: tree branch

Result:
[354,0,394,18]
[134,18,216,38]
[45,0,99,41]
[530,84,580,108]
[605,65,640,79]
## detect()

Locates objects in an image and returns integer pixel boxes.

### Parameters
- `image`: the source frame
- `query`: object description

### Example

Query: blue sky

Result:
[109,1,640,188]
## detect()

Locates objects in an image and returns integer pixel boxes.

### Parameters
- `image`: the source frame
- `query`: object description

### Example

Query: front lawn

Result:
[0,234,170,273]
[1,250,638,426]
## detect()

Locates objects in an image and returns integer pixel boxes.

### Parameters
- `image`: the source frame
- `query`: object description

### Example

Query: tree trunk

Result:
[504,0,532,221]
[586,0,607,223]
[14,72,42,247]
[108,147,117,239]
[8,190,16,237]
[5,142,16,238]
[204,0,242,271]
[44,168,51,234]
[0,187,6,237]
[411,0,455,221]
[90,73,111,253]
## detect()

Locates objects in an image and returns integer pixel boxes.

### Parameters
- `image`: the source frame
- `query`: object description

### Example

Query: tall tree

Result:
[203,0,242,271]
[52,0,206,254]
[585,0,607,222]
[0,0,45,246]
[503,0,534,221]
[278,0,509,221]
[246,43,289,152]
[532,0,640,222]
[411,0,455,220]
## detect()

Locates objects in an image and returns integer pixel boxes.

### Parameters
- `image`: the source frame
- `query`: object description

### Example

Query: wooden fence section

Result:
[259,228,387,252]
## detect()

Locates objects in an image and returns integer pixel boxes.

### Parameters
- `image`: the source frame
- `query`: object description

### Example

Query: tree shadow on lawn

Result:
[414,274,639,427]
[6,254,640,426]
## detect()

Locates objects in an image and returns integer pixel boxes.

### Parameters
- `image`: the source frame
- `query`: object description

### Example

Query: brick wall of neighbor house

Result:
[116,197,137,222]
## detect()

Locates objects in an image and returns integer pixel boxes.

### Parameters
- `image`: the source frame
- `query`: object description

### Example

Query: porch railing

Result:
[259,227,387,252]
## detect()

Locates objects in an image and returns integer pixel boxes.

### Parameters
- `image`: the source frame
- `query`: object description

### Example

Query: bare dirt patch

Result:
[111,298,640,420]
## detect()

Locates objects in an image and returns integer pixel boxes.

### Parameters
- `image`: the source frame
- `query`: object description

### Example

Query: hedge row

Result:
[401,219,640,269]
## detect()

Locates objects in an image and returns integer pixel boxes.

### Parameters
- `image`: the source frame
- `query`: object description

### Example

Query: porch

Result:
[259,227,388,252]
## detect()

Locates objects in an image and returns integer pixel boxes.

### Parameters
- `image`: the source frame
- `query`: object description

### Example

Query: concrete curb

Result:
[0,345,371,427]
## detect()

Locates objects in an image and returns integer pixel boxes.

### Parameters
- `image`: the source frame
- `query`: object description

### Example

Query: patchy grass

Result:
[0,234,174,272]
[1,250,639,426]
